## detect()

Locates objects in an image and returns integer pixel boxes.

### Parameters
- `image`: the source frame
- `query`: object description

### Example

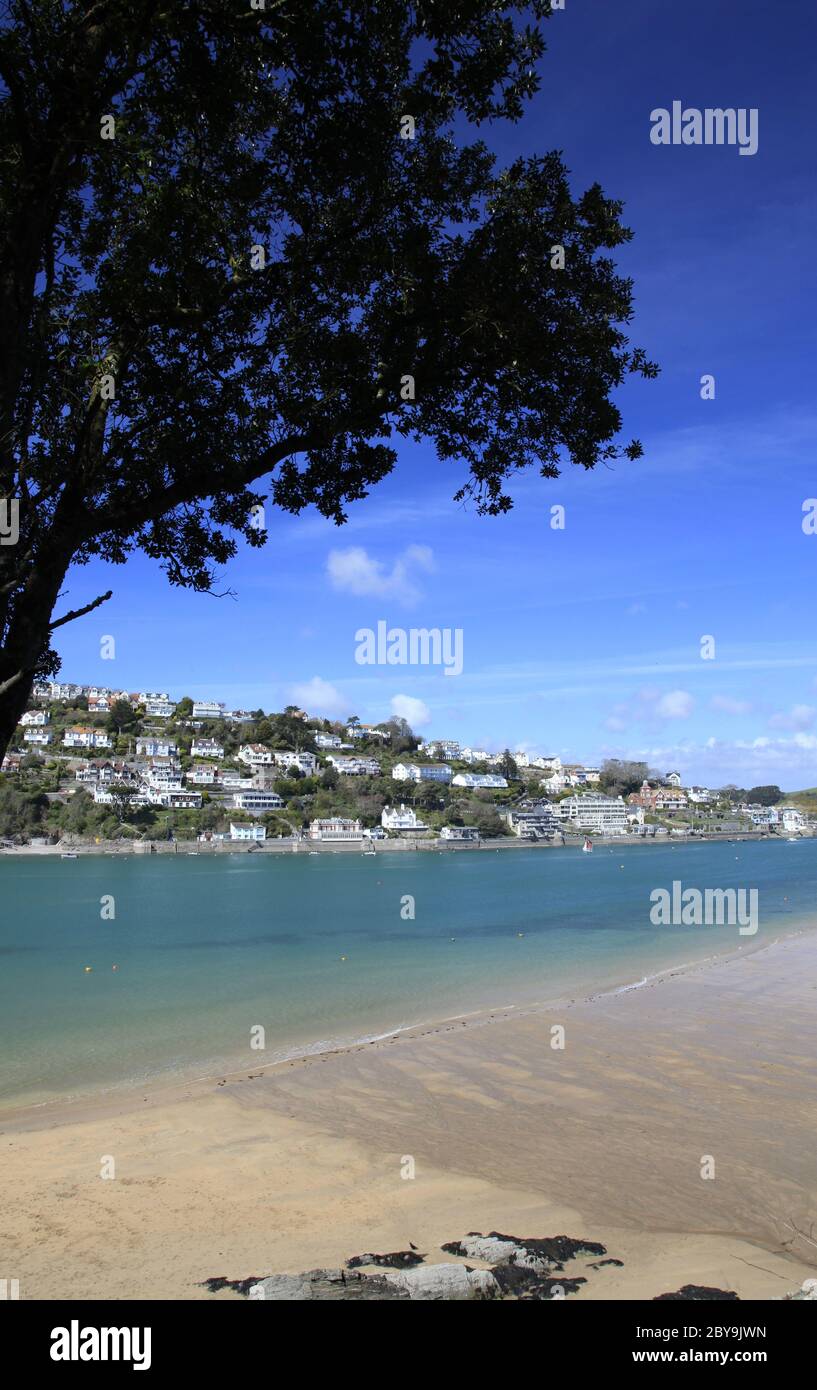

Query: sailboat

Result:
[582,837,593,853]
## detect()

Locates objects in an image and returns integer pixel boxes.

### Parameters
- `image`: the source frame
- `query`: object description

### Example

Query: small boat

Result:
[61,852,78,859]
[582,837,593,854]
[363,848,376,856]
[787,836,799,842]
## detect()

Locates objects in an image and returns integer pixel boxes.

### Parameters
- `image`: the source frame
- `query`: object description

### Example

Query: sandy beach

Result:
[2,930,816,1301]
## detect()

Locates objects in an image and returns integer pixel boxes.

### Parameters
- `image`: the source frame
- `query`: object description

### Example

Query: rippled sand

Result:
[2,932,816,1300]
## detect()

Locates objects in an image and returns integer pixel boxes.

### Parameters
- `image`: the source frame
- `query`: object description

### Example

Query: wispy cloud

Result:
[391,693,432,728]
[768,703,816,732]
[289,676,347,718]
[326,545,435,606]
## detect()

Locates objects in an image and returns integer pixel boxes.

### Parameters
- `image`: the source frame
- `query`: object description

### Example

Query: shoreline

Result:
[2,928,816,1299]
[0,829,800,856]
[2,905,810,1127]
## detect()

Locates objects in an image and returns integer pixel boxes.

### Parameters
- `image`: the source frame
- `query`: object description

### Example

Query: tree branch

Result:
[0,669,25,698]
[48,588,112,631]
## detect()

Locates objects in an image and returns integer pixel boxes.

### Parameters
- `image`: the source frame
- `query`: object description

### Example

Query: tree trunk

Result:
[0,552,72,766]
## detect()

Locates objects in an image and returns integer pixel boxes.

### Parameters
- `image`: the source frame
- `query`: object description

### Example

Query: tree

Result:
[498,749,519,780]
[174,697,194,720]
[107,697,138,735]
[106,781,139,822]
[746,785,782,807]
[0,1,657,761]
[599,759,653,797]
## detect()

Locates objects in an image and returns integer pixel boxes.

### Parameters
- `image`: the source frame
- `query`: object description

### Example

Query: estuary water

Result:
[0,838,814,1110]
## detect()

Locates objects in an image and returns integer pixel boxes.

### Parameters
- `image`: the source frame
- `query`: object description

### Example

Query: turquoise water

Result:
[0,839,814,1110]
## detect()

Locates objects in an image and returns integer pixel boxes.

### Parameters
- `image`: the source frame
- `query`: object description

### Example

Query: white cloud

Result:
[601,732,817,788]
[605,688,694,730]
[711,695,752,716]
[655,690,694,720]
[326,545,435,606]
[289,676,347,718]
[768,704,816,732]
[390,694,431,728]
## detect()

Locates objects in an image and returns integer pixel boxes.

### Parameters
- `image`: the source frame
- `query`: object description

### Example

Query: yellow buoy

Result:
[340,955,347,961]
[84,966,93,973]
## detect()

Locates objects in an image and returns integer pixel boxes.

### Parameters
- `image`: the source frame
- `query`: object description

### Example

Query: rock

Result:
[200,1275,267,1295]
[384,1263,499,1300]
[654,1285,739,1301]
[251,1268,409,1301]
[441,1231,605,1274]
[347,1250,425,1270]
[783,1279,817,1301]
[441,1235,521,1266]
[491,1264,586,1299]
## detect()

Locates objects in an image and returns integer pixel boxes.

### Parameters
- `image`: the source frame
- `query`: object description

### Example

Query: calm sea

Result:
[0,839,814,1110]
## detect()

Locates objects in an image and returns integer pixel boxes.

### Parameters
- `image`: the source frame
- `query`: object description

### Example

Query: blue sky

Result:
[53,0,817,788]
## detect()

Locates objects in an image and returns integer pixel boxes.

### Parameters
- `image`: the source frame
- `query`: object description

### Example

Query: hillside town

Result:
[0,680,813,849]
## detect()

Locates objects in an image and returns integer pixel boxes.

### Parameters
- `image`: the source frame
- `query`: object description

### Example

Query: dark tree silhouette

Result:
[0,0,657,760]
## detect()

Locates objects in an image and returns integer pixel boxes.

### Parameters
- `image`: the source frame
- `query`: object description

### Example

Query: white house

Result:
[540,773,568,794]
[23,729,52,746]
[326,754,381,776]
[308,817,364,842]
[144,764,185,790]
[93,786,152,807]
[230,822,267,842]
[459,747,492,765]
[505,804,560,838]
[348,724,391,741]
[64,727,112,750]
[239,743,273,765]
[232,790,284,813]
[149,788,202,809]
[665,771,682,787]
[192,700,226,720]
[42,682,84,701]
[187,763,219,785]
[315,732,343,749]
[781,807,807,833]
[451,772,508,789]
[422,739,461,760]
[381,803,428,833]
[144,697,174,717]
[19,709,49,727]
[440,825,480,841]
[191,738,224,760]
[559,794,627,836]
[272,749,318,775]
[531,755,562,773]
[136,737,178,758]
[391,762,453,784]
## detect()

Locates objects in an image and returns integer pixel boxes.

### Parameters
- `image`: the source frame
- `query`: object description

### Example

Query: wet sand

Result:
[2,932,816,1300]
